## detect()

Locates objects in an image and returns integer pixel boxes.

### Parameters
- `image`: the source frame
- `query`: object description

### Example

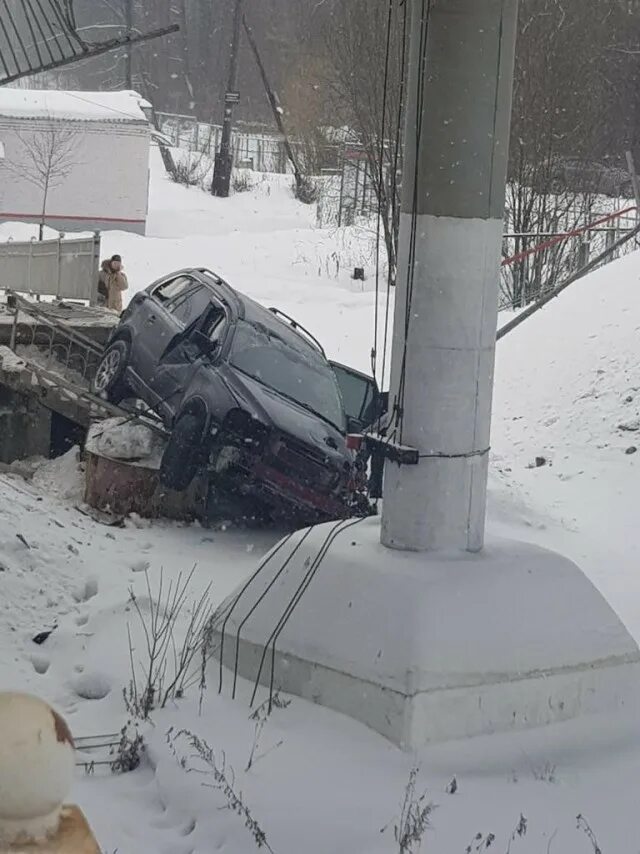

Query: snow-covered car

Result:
[93,267,383,523]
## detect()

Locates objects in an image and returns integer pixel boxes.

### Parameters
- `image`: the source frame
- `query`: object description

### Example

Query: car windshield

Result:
[230,319,346,430]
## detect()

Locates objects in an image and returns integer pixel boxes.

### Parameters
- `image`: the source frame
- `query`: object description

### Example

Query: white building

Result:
[0,90,152,235]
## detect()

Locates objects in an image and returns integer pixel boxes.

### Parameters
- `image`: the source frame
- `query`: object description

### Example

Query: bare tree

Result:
[5,128,80,240]
[316,0,407,280]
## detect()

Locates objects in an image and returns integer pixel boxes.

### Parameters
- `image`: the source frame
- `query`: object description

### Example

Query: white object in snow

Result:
[213,517,640,748]
[0,693,74,847]
[0,89,151,235]
[86,418,163,469]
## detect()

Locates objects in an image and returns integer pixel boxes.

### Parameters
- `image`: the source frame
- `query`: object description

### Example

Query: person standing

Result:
[98,254,128,313]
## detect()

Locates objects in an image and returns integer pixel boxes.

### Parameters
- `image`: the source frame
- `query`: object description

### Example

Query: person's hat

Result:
[110,254,122,262]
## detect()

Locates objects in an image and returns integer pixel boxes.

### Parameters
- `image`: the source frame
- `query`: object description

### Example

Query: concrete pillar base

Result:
[4,806,99,853]
[212,517,640,748]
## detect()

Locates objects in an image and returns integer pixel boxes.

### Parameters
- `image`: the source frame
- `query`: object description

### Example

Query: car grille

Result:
[273,436,337,490]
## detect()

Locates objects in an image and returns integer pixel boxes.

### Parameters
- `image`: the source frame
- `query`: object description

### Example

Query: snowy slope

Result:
[2,152,640,852]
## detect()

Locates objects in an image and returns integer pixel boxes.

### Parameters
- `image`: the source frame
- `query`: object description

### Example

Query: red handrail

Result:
[502,206,637,268]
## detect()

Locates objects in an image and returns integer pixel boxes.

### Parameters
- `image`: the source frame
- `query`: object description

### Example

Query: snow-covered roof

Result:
[0,90,151,125]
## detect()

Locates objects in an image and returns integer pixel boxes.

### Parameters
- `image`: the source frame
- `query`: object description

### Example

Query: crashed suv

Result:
[93,268,382,523]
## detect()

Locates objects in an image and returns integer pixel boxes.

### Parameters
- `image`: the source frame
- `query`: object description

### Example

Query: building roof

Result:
[0,90,151,125]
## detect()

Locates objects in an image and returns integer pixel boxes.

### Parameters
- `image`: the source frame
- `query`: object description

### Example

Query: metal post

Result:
[625,150,640,223]
[90,232,101,307]
[211,0,244,197]
[578,236,590,270]
[381,0,519,553]
[9,292,18,351]
[56,234,63,301]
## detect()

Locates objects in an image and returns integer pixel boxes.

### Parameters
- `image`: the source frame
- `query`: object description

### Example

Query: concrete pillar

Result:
[382,0,519,553]
[0,386,51,463]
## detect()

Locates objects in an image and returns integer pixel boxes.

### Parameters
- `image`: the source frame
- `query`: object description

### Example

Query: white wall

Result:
[0,118,150,235]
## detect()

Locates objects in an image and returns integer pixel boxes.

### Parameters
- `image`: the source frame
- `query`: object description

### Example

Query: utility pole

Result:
[125,0,133,89]
[381,0,519,553]
[212,0,245,197]
[242,16,305,195]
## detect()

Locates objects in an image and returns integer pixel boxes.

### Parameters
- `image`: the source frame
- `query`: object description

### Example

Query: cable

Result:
[372,0,395,387]
[395,0,432,441]
[381,0,409,394]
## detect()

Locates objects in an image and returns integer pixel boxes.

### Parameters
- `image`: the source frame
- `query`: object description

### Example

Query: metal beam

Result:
[0,23,179,86]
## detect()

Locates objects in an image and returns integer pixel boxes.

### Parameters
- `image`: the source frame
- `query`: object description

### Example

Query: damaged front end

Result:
[206,408,368,524]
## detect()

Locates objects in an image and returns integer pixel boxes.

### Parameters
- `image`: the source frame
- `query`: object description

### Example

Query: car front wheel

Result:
[159,412,204,492]
[93,339,131,403]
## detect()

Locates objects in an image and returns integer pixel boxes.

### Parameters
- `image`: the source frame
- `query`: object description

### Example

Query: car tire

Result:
[93,339,131,404]
[159,412,204,492]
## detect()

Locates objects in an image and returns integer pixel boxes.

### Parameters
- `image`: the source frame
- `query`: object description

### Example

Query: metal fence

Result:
[0,235,101,304]
[316,148,380,228]
[500,207,638,309]
[156,112,291,173]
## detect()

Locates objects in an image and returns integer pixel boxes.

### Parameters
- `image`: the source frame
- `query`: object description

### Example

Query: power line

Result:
[380,0,409,394]
[372,0,395,387]
[395,0,432,441]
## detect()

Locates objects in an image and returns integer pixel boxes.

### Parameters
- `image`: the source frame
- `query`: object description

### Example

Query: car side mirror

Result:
[347,416,363,433]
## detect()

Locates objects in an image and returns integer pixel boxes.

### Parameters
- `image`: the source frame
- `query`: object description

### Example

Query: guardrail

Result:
[500,206,638,309]
[0,234,101,304]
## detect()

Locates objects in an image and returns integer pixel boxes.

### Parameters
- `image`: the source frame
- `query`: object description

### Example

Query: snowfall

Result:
[2,151,640,853]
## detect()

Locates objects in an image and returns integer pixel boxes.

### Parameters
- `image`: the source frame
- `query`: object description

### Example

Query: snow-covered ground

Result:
[2,154,640,852]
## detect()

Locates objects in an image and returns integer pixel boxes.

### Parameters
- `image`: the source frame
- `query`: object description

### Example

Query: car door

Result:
[330,362,386,432]
[128,274,198,388]
[150,289,227,419]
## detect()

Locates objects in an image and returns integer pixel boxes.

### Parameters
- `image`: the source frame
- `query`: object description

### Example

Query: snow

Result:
[0,345,26,373]
[86,419,164,468]
[2,150,640,851]
[31,447,84,503]
[0,89,150,125]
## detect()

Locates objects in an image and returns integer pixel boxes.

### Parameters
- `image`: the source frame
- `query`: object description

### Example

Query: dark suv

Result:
[93,268,382,523]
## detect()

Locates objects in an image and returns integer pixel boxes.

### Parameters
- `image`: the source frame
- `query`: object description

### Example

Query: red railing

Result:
[501,205,637,268]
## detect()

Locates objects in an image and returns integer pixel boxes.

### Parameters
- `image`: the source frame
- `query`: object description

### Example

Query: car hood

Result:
[218,365,349,460]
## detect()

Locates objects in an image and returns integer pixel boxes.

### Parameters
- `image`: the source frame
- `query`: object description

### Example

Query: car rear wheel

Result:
[159,412,204,492]
[93,340,131,404]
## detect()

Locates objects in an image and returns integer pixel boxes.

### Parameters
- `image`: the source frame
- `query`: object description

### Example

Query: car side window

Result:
[152,275,194,304]
[203,305,228,342]
[169,285,212,328]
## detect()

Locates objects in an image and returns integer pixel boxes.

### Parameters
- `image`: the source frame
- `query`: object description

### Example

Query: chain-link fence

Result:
[156,112,292,174]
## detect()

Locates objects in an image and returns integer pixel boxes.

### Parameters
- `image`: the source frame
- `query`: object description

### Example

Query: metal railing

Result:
[0,234,101,304]
[500,206,639,310]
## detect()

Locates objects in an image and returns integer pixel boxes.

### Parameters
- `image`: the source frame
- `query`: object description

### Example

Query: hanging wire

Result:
[215,530,300,694]
[229,526,316,699]
[249,517,367,710]
[372,0,395,385]
[380,0,409,394]
[394,0,432,441]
